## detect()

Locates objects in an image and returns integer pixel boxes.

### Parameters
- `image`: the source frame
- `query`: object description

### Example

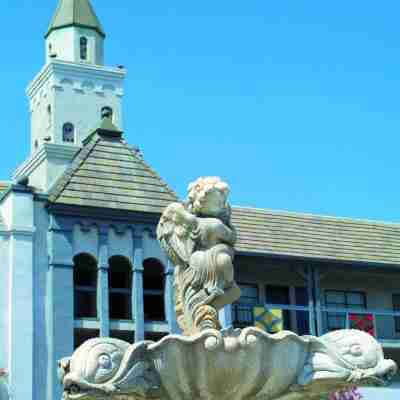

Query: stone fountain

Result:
[58,177,398,400]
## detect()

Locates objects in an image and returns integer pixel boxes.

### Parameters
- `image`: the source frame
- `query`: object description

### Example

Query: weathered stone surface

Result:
[59,328,397,400]
[157,177,240,335]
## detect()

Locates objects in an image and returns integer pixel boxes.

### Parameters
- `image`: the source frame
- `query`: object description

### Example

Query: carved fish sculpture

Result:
[59,328,397,400]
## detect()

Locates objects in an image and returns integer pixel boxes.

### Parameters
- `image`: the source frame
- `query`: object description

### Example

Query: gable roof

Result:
[232,207,400,267]
[45,0,105,38]
[48,121,178,214]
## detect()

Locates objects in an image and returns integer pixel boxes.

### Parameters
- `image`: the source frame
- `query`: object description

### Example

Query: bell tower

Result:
[45,0,105,65]
[26,0,125,154]
[15,0,126,191]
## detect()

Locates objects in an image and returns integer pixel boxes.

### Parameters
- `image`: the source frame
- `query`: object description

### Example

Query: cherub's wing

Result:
[156,203,197,269]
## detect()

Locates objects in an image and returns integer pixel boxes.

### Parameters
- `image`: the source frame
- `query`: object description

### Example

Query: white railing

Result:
[232,303,400,342]
[322,307,400,341]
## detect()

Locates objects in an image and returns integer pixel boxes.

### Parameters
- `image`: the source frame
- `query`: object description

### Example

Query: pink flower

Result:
[329,387,363,400]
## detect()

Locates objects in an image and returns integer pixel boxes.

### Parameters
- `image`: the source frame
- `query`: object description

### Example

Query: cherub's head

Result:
[187,177,230,219]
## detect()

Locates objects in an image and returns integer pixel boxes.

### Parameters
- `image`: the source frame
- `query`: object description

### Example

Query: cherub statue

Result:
[157,177,241,335]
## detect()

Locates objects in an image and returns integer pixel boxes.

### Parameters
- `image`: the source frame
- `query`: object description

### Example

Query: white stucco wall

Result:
[46,27,104,65]
[28,61,125,153]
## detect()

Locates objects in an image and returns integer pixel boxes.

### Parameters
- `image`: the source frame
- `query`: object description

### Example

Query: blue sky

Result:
[1,1,400,223]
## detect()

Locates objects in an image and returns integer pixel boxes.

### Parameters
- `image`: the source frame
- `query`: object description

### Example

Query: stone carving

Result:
[59,328,397,400]
[58,177,398,400]
[157,177,240,335]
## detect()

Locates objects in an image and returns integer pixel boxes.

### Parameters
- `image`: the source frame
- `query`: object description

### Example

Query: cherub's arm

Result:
[205,218,236,246]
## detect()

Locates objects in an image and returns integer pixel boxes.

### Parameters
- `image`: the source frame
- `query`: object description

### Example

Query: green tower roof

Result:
[45,0,105,38]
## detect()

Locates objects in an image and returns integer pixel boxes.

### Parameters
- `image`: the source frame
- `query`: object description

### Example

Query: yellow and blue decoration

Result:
[253,307,283,333]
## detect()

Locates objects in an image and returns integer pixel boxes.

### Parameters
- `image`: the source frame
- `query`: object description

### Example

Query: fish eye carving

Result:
[350,344,363,356]
[98,354,112,370]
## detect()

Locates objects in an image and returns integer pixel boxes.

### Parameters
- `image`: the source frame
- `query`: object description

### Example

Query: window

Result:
[325,290,366,331]
[101,106,113,120]
[47,105,52,128]
[73,254,98,319]
[74,329,99,350]
[80,37,88,60]
[145,332,168,342]
[393,294,400,333]
[266,285,291,331]
[109,256,132,320]
[63,123,75,143]
[110,330,134,343]
[233,283,259,328]
[143,258,165,321]
[265,285,310,335]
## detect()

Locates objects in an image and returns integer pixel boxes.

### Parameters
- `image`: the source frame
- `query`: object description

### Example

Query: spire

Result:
[45,0,105,39]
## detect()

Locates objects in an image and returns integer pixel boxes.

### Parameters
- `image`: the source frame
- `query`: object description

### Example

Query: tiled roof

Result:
[232,207,400,266]
[48,124,178,214]
[0,182,11,197]
[45,0,105,38]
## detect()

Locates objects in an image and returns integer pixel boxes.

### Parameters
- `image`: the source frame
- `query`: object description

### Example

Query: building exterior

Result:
[0,1,399,399]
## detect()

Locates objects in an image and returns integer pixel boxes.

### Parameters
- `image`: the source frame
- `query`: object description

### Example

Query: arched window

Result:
[47,105,52,128]
[73,253,98,319]
[48,43,52,56]
[109,256,132,320]
[63,122,75,143]
[101,106,113,120]
[80,37,88,60]
[143,258,165,321]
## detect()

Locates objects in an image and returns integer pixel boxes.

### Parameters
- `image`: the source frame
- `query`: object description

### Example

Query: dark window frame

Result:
[393,294,400,333]
[143,258,165,322]
[108,256,132,321]
[80,36,88,60]
[62,122,75,143]
[325,290,366,331]
[232,283,259,328]
[73,254,98,320]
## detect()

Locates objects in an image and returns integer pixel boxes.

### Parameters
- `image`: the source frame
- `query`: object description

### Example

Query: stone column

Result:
[3,186,35,400]
[132,247,144,341]
[164,261,179,334]
[9,229,35,400]
[47,262,74,400]
[47,218,74,400]
[97,244,109,337]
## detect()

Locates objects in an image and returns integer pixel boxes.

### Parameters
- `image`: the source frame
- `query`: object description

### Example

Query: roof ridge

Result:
[232,206,400,228]
[122,141,179,201]
[48,134,100,201]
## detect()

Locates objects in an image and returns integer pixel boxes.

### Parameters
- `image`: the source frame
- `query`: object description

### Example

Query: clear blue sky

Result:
[1,1,400,223]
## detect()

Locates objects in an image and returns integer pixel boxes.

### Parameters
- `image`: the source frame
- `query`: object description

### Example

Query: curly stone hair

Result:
[186,176,231,223]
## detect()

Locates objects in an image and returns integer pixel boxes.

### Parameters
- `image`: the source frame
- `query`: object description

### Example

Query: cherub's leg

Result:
[211,252,241,310]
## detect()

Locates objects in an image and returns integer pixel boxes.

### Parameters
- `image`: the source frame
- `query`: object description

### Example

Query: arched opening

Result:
[80,36,88,60]
[62,122,75,143]
[73,253,98,319]
[108,256,132,320]
[101,106,113,120]
[143,258,165,322]
[47,105,52,128]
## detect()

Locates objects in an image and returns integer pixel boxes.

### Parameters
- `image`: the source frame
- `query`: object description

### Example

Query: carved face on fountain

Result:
[187,176,230,218]
[59,338,161,400]
[299,329,398,392]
